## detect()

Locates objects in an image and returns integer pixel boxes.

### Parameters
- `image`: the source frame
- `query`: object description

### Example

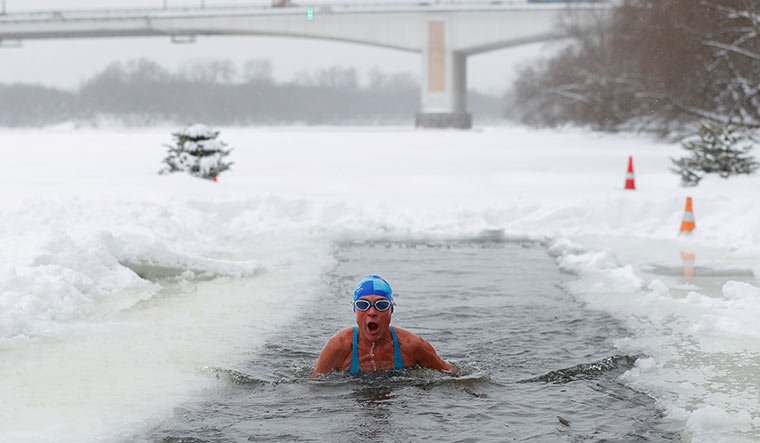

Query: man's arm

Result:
[311,331,351,379]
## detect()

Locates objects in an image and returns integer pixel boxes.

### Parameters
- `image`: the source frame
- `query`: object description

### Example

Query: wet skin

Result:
[311,295,456,378]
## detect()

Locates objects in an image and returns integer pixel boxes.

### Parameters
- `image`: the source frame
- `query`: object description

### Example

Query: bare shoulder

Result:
[325,327,354,350]
[391,326,427,349]
[392,326,454,373]
[312,327,354,378]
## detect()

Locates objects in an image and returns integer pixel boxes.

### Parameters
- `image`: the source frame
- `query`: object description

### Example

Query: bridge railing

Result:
[0,0,609,19]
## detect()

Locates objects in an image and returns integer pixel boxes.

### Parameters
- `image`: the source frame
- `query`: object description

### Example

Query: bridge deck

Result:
[0,1,606,23]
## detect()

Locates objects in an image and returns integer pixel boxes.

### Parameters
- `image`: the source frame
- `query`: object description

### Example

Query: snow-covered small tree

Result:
[159,124,233,180]
[670,121,758,186]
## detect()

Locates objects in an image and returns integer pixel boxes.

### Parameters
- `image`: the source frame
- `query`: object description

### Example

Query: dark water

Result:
[143,241,678,442]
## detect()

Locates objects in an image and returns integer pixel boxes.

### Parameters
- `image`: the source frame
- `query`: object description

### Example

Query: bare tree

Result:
[698,0,760,127]
[511,0,760,132]
[242,59,274,84]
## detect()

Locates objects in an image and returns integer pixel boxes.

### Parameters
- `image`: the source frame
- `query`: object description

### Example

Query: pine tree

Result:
[671,121,758,186]
[159,124,233,180]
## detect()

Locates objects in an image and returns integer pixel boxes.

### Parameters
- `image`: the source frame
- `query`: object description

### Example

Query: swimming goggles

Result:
[353,299,393,312]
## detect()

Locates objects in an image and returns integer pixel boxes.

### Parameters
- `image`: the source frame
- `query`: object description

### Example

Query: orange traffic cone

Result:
[680,251,696,278]
[624,156,636,190]
[678,197,696,235]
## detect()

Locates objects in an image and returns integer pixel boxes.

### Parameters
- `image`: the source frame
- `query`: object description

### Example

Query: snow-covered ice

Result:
[1,124,759,442]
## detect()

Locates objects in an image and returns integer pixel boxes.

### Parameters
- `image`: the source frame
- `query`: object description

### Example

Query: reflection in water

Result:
[680,250,696,279]
[352,386,393,441]
[354,385,394,406]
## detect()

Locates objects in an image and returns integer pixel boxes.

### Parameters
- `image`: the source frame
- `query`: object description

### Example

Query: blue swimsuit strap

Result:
[349,326,404,375]
[390,327,404,370]
[350,326,360,375]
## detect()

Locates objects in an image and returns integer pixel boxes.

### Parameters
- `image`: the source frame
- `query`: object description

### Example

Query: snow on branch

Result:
[704,40,760,61]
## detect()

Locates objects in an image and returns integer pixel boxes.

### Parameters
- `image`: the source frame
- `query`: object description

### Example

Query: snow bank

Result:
[688,281,760,339]
[0,198,266,340]
[687,406,753,443]
[548,235,760,442]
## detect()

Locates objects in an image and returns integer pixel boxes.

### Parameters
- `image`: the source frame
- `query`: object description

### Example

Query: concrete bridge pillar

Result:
[416,19,472,129]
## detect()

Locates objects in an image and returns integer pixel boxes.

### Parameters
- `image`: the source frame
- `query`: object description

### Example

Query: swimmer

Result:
[312,275,456,378]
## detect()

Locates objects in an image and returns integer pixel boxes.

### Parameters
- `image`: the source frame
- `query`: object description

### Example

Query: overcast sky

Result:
[0,0,556,93]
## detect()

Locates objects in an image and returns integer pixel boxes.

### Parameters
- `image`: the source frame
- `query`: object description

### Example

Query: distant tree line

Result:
[0,58,502,127]
[510,0,760,135]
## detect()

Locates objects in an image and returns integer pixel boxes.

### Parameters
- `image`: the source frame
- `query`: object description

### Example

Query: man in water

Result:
[312,275,456,378]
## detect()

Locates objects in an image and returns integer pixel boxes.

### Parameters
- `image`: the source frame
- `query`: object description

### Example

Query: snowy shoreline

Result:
[1,125,759,442]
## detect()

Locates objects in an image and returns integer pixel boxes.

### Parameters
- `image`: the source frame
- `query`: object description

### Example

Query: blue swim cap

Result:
[353,275,393,302]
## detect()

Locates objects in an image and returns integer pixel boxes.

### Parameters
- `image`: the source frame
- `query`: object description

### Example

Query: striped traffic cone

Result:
[678,197,696,235]
[680,251,696,279]
[624,156,636,190]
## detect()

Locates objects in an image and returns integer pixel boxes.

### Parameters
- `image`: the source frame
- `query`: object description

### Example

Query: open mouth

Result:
[367,322,379,332]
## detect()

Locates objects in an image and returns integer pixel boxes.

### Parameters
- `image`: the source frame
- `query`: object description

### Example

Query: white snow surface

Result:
[1,124,760,442]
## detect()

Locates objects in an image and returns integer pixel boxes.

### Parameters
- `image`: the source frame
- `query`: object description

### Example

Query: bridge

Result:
[0,1,609,128]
